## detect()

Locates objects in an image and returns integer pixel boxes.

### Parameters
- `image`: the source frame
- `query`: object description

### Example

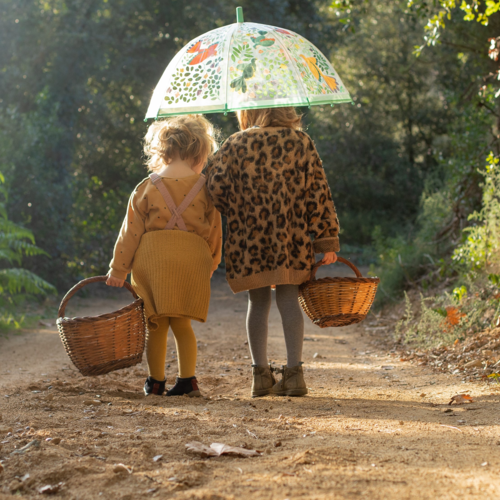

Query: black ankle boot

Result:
[144,376,166,396]
[166,376,201,397]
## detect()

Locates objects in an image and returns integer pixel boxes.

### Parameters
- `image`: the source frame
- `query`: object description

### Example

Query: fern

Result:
[0,268,55,295]
[0,173,55,302]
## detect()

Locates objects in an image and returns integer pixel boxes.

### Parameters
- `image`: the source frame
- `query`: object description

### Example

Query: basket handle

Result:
[309,256,363,281]
[57,276,138,318]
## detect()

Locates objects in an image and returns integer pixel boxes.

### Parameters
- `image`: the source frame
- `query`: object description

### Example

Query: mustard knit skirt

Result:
[131,230,213,330]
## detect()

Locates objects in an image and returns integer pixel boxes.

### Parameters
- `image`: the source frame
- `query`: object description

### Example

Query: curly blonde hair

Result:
[237,107,302,130]
[144,114,219,172]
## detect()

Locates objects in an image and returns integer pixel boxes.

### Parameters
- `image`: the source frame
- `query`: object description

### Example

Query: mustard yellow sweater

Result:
[109,174,222,280]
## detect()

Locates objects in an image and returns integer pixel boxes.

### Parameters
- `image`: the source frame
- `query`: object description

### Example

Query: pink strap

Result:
[149,173,206,231]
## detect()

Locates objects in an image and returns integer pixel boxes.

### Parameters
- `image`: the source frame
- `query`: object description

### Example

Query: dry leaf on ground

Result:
[210,443,261,457]
[448,394,474,405]
[39,482,64,494]
[185,442,219,457]
[186,441,261,458]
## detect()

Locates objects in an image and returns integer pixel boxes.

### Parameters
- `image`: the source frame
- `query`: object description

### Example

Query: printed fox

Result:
[299,54,338,92]
[187,40,218,65]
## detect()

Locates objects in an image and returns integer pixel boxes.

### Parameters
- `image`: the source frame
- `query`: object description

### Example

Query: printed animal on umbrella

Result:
[250,31,275,47]
[187,40,219,65]
[299,54,338,92]
[230,58,257,93]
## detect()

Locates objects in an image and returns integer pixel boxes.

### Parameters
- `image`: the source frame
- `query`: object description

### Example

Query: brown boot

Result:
[271,363,308,397]
[251,364,276,398]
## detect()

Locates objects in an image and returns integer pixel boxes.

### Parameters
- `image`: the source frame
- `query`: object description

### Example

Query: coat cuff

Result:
[109,269,128,281]
[313,237,340,254]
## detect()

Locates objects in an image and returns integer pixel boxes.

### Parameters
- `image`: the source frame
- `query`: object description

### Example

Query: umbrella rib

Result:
[272,29,310,105]
[223,22,240,112]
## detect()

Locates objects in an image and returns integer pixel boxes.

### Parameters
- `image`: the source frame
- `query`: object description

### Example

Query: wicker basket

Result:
[56,276,147,376]
[299,257,380,328]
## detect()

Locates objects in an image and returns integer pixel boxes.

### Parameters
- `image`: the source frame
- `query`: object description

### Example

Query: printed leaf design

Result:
[250,30,275,47]
[230,58,256,93]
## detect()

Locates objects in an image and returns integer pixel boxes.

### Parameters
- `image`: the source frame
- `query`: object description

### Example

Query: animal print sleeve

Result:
[305,140,340,254]
[206,137,235,215]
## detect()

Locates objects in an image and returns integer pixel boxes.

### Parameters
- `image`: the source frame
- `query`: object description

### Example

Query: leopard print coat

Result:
[206,126,340,293]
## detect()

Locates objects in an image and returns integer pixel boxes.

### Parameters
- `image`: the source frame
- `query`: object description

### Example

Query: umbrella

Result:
[145,7,351,120]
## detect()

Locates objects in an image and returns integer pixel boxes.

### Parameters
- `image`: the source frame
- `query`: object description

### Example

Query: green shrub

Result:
[452,152,500,272]
[0,173,55,328]
[394,279,500,349]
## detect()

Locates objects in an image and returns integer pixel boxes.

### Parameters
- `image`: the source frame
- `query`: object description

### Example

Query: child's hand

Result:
[321,252,337,265]
[106,274,125,287]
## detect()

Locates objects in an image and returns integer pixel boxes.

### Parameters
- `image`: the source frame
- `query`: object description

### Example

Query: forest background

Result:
[1,0,500,333]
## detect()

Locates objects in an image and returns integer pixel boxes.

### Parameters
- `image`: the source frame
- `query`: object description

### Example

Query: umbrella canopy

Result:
[145,7,351,120]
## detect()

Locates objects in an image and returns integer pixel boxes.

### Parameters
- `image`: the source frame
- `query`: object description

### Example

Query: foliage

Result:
[394,279,500,348]
[452,152,500,271]
[407,0,500,53]
[0,172,55,328]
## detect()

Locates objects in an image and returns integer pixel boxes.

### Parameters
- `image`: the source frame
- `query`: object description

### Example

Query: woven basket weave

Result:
[56,276,147,376]
[299,257,380,328]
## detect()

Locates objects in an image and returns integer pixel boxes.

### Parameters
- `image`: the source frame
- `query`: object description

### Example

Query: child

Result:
[207,107,339,397]
[107,115,222,397]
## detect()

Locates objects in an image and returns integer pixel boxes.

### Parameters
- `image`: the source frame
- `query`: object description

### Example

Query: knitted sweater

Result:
[206,127,340,293]
[109,174,222,280]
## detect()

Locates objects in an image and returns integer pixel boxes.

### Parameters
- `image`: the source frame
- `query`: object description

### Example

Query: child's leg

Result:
[246,286,272,366]
[275,285,304,367]
[146,316,169,381]
[169,317,197,378]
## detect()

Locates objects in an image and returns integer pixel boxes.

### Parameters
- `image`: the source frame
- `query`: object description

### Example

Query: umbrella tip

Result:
[236,6,244,23]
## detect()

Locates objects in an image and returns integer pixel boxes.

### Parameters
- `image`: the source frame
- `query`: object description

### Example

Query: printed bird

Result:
[299,54,338,92]
[230,58,257,94]
[250,30,275,47]
[187,40,218,65]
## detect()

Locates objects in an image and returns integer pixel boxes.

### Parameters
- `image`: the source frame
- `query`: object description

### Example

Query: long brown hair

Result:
[237,107,302,130]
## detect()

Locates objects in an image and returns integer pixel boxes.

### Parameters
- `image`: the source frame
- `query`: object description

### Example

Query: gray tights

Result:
[246,285,304,368]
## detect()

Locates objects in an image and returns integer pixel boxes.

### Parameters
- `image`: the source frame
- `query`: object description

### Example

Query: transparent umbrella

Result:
[145,7,351,120]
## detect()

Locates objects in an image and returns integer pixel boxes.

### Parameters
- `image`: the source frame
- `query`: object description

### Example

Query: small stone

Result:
[0,462,4,473]
[274,441,282,447]
[113,463,132,474]
[9,479,23,493]
[83,400,96,406]
[313,353,322,359]
[51,437,61,445]
[153,454,163,462]
[399,421,404,425]
[420,393,426,397]
[265,448,272,455]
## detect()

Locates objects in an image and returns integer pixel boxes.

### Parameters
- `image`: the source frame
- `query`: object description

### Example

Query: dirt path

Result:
[1,273,500,499]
